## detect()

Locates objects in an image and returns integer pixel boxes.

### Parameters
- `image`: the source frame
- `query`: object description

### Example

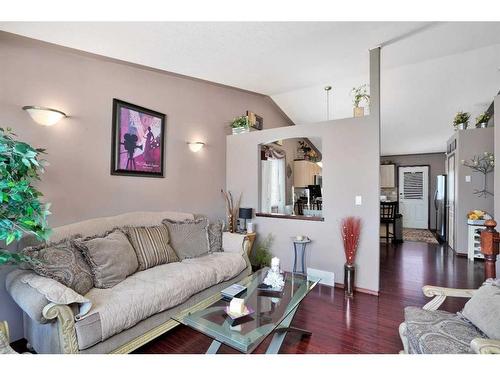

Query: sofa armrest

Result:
[471,338,500,354]
[6,270,53,324]
[42,303,79,354]
[222,232,251,255]
[422,285,477,311]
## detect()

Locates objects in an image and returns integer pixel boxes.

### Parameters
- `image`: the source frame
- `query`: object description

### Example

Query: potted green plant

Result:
[453,111,470,131]
[475,112,491,129]
[351,84,370,117]
[230,116,250,135]
[250,234,274,272]
[0,127,51,267]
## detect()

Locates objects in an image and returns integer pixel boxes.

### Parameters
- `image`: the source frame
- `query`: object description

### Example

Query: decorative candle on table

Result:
[229,297,246,315]
[271,257,280,273]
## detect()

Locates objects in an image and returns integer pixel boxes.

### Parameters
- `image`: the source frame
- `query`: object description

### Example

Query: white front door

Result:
[399,166,429,229]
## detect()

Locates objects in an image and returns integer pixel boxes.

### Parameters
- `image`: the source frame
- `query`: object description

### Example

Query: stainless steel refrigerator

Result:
[434,174,447,243]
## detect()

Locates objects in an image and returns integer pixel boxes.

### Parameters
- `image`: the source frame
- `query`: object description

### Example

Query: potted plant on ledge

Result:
[351,84,370,117]
[230,116,250,135]
[453,111,470,131]
[475,112,490,128]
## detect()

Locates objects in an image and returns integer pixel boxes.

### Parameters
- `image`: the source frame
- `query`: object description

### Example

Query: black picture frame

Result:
[111,99,166,178]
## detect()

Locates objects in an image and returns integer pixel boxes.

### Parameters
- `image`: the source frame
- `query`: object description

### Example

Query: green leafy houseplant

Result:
[230,116,249,129]
[0,127,51,266]
[476,112,491,126]
[351,84,370,108]
[250,234,274,270]
[453,111,470,129]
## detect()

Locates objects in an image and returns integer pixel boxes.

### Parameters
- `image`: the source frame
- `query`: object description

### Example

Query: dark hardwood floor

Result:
[135,240,485,354]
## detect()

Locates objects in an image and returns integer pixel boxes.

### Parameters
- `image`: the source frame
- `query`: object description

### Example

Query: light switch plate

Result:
[355,196,362,205]
[465,175,471,182]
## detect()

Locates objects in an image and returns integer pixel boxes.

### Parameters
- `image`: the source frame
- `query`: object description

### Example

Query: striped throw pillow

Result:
[124,225,179,271]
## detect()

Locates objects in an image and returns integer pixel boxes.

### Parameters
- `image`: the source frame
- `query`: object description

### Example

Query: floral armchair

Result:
[399,284,500,354]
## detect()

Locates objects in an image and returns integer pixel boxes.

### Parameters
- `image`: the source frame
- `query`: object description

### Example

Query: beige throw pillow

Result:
[163,217,210,260]
[73,229,139,288]
[462,281,500,340]
[124,225,179,271]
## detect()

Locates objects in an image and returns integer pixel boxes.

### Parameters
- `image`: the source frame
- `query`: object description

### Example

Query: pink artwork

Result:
[112,99,165,177]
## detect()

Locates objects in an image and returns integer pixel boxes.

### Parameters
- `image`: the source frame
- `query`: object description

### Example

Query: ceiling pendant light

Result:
[324,86,332,120]
[22,106,67,126]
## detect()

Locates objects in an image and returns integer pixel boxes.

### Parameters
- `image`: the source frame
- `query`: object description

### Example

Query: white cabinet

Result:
[380,164,396,188]
[293,160,321,187]
[467,224,485,260]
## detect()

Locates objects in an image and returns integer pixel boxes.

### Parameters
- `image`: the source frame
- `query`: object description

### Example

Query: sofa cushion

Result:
[208,221,224,253]
[163,218,210,259]
[21,238,94,296]
[124,225,179,271]
[78,252,247,344]
[404,306,486,354]
[462,279,500,340]
[74,229,139,288]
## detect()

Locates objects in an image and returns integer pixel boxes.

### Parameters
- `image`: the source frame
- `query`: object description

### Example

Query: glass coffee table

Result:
[173,268,320,354]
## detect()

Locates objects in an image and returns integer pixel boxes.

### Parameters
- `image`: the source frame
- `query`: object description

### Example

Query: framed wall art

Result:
[111,99,166,177]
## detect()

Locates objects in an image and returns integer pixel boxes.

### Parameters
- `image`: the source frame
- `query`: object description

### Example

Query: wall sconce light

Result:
[187,141,205,153]
[22,106,67,126]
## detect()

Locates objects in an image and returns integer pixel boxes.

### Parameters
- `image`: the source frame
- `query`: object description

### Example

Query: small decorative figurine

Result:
[263,257,285,290]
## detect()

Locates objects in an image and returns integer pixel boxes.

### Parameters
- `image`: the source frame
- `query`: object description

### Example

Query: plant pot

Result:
[455,122,468,131]
[353,107,364,118]
[344,263,355,297]
[476,122,488,129]
[232,126,250,135]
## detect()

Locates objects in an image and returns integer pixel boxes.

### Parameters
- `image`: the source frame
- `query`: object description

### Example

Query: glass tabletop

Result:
[172,268,320,353]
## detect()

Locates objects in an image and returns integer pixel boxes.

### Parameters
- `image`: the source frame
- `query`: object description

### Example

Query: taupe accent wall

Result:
[0,32,291,341]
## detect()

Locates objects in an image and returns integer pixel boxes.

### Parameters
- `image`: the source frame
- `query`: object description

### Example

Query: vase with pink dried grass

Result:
[340,216,361,297]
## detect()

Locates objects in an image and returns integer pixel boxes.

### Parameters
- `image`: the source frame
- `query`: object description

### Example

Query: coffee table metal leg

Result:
[206,340,222,354]
[293,244,298,273]
[266,305,310,354]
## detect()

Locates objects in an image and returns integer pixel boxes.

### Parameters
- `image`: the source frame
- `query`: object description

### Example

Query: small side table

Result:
[292,238,311,274]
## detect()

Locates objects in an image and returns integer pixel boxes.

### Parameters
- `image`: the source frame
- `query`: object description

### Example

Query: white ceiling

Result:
[1,22,500,155]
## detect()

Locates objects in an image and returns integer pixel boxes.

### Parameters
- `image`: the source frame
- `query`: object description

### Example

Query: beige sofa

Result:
[6,211,253,354]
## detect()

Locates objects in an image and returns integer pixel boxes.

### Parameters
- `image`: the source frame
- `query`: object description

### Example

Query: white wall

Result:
[227,48,381,293]
[226,117,380,292]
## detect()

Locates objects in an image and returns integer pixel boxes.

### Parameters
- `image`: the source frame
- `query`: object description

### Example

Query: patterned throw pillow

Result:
[73,229,139,288]
[162,217,210,260]
[21,238,94,296]
[124,225,179,271]
[208,220,224,253]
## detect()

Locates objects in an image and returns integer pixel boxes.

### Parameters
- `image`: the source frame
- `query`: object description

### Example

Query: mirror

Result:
[258,137,323,221]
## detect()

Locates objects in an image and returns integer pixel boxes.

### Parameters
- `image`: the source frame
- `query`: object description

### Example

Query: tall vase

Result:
[344,263,355,297]
[228,213,234,233]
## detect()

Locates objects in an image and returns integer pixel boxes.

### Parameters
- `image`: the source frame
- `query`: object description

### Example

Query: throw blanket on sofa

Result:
[80,252,246,343]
